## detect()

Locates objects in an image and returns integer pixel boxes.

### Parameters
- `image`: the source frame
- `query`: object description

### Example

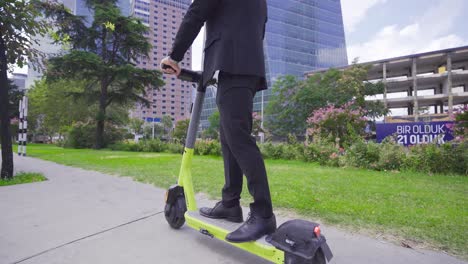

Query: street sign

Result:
[144,117,161,123]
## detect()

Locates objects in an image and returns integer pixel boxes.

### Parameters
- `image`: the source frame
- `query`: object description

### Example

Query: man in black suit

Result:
[161,0,275,243]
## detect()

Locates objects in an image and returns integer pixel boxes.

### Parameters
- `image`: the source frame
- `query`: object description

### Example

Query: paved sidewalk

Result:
[0,156,465,264]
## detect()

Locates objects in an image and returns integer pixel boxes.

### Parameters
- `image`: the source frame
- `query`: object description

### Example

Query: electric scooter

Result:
[162,66,333,264]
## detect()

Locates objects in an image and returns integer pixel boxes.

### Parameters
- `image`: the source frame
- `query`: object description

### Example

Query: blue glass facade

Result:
[265,0,347,79]
[200,0,348,130]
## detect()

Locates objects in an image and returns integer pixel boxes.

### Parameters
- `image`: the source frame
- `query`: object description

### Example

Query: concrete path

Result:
[0,156,465,264]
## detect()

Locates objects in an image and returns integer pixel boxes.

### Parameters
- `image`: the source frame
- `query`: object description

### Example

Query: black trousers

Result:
[216,72,273,218]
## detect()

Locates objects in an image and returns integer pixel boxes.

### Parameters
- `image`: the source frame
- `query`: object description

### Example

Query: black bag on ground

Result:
[266,219,333,262]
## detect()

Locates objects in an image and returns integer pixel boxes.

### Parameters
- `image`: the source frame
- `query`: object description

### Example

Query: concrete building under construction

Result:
[306,46,468,122]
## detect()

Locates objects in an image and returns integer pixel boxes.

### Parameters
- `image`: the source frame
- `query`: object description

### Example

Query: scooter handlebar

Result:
[179,69,202,83]
[161,64,201,83]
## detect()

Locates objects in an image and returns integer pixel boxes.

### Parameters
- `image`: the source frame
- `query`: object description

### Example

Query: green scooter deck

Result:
[186,211,271,245]
[185,211,284,264]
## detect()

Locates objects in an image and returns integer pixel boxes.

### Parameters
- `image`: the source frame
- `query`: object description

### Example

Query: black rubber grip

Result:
[162,63,201,83]
[178,69,202,83]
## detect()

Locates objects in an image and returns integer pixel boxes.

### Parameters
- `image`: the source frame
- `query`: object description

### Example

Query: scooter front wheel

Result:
[164,196,186,229]
[284,249,326,264]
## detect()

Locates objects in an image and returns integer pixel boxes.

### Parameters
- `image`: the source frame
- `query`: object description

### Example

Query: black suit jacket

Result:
[170,0,268,91]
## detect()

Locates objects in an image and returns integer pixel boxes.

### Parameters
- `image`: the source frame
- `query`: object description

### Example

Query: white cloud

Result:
[341,0,387,33]
[347,0,468,63]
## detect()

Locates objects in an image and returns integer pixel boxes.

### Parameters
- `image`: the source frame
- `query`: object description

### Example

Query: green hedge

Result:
[108,139,467,175]
[109,139,179,154]
[64,123,125,149]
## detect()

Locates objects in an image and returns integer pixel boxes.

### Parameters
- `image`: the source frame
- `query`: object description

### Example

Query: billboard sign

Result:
[376,121,455,146]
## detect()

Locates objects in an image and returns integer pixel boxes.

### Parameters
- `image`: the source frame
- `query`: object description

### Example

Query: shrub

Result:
[64,122,125,149]
[403,141,467,175]
[106,127,126,146]
[451,141,468,175]
[303,143,319,162]
[259,142,284,159]
[167,142,184,154]
[109,142,128,151]
[195,139,221,156]
[145,139,167,152]
[317,143,340,167]
[109,142,144,152]
[282,143,304,160]
[377,141,405,171]
[302,140,339,166]
[64,122,95,148]
[209,140,222,156]
[342,140,380,169]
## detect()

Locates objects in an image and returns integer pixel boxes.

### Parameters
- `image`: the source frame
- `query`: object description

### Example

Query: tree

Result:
[0,0,63,179]
[46,0,163,149]
[203,110,220,139]
[143,122,164,140]
[129,118,144,134]
[265,63,388,139]
[161,115,173,140]
[28,79,93,141]
[264,75,304,137]
[172,119,190,143]
[129,117,144,142]
[335,61,388,119]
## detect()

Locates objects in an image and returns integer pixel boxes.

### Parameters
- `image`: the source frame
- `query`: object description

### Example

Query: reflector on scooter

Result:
[314,226,321,238]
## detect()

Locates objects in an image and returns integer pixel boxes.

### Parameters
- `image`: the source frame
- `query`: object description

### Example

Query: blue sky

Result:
[343,0,468,63]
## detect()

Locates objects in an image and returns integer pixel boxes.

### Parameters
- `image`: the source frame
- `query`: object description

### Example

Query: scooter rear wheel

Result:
[284,249,326,264]
[164,196,186,229]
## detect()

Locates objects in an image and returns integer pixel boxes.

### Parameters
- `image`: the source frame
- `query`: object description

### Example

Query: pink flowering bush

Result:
[307,102,367,147]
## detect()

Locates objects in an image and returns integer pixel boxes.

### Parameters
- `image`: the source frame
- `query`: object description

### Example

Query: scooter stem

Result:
[177,73,206,212]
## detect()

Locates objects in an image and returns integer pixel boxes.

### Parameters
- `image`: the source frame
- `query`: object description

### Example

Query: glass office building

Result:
[200,0,348,130]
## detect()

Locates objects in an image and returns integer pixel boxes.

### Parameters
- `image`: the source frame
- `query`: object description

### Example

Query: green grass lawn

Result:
[0,172,47,186]
[26,143,467,258]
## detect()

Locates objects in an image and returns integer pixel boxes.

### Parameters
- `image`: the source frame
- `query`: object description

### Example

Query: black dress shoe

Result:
[226,213,276,243]
[199,201,243,223]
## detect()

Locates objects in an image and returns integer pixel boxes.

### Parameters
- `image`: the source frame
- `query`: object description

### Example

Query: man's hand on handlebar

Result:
[160,56,181,76]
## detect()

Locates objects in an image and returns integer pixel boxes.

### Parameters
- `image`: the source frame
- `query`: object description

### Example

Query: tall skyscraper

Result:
[25,0,133,89]
[131,0,192,123]
[200,0,348,130]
